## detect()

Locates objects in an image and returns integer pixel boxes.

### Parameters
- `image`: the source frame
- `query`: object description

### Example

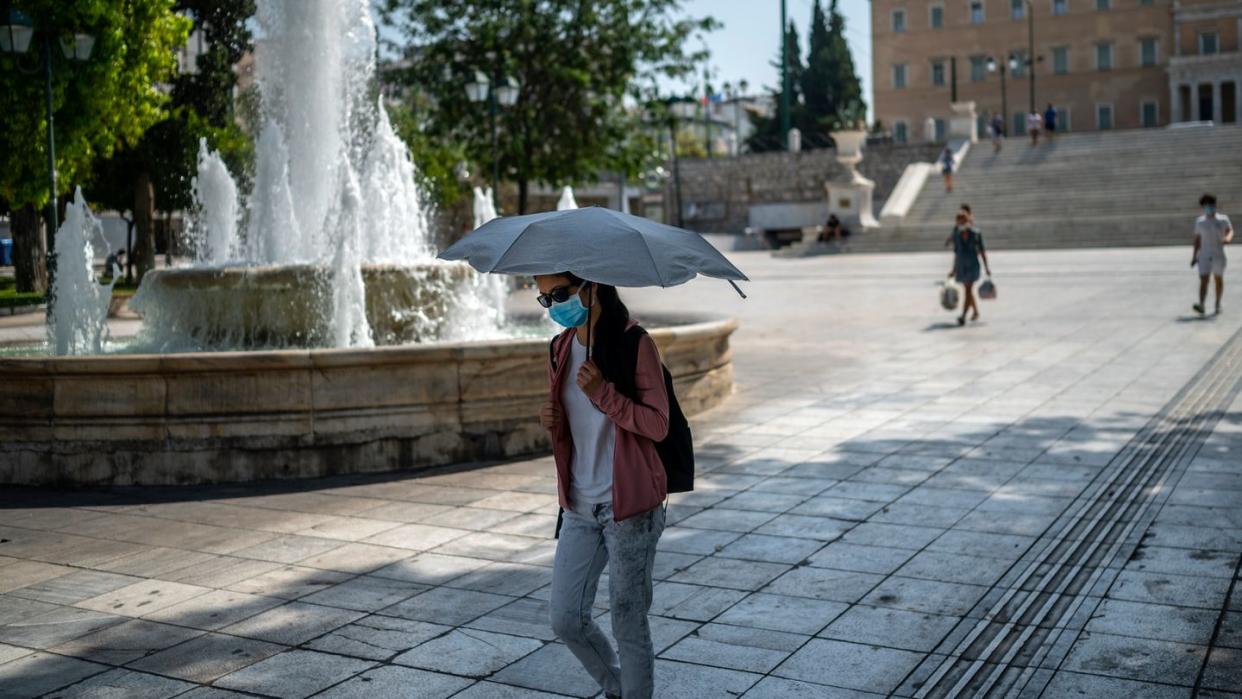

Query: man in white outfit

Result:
[1192,193,1233,315]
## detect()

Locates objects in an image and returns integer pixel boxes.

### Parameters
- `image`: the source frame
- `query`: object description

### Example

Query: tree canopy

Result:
[379,0,717,213]
[0,0,191,211]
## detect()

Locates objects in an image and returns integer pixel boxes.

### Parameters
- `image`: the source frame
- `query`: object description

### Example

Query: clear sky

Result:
[661,0,873,118]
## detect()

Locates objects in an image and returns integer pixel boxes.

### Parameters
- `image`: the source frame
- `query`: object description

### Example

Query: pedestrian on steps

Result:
[949,211,991,325]
[537,272,669,699]
[1191,194,1234,315]
[1026,110,1043,146]
[940,145,956,193]
[990,114,1005,153]
[1043,103,1058,141]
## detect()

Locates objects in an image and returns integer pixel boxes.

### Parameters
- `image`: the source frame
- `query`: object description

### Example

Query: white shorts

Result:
[1199,253,1225,277]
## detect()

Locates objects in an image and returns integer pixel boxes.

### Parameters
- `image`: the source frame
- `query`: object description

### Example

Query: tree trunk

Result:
[132,172,157,282]
[11,204,48,294]
[518,178,529,215]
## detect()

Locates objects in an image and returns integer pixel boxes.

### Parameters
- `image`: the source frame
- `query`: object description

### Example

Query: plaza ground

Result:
[1,246,1239,697]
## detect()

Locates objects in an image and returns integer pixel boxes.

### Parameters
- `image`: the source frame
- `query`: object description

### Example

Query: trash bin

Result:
[0,239,12,266]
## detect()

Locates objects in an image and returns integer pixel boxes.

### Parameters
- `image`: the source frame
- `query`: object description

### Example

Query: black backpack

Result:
[548,325,695,493]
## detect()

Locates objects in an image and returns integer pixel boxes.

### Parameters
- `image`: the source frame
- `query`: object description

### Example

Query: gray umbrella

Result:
[438,206,748,297]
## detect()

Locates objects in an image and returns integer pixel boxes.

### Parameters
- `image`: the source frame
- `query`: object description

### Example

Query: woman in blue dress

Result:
[949,211,991,326]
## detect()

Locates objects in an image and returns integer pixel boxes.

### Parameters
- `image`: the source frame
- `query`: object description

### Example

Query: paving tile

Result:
[0,606,127,649]
[651,581,748,622]
[317,664,473,698]
[1125,545,1240,579]
[765,566,885,604]
[594,613,700,655]
[1202,647,1242,693]
[870,502,971,528]
[430,532,545,561]
[1061,631,1206,686]
[381,586,514,626]
[652,658,763,698]
[487,642,601,696]
[297,542,411,574]
[677,508,778,533]
[1218,611,1242,649]
[926,529,1036,560]
[0,651,107,698]
[51,618,203,665]
[74,579,211,617]
[215,649,375,698]
[754,514,853,541]
[716,534,824,565]
[1085,598,1219,645]
[392,628,541,677]
[805,542,914,574]
[774,638,923,694]
[0,643,33,664]
[446,561,553,597]
[300,575,426,612]
[652,551,703,580]
[657,527,742,556]
[225,564,353,599]
[231,535,345,564]
[370,552,490,585]
[306,614,452,659]
[221,601,364,646]
[715,592,847,635]
[661,623,805,673]
[141,589,285,630]
[670,557,792,591]
[717,491,809,513]
[819,604,960,653]
[0,593,61,625]
[895,550,1015,586]
[7,570,141,606]
[741,676,884,697]
[1040,670,1192,698]
[358,501,457,524]
[127,632,284,683]
[464,597,557,641]
[861,577,990,616]
[841,522,944,550]
[0,560,74,593]
[42,667,198,698]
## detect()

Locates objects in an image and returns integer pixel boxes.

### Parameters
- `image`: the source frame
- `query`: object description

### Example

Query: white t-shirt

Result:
[1026,113,1042,131]
[561,338,615,505]
[1196,213,1232,259]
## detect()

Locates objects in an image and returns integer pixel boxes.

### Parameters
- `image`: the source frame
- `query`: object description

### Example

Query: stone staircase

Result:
[850,125,1242,252]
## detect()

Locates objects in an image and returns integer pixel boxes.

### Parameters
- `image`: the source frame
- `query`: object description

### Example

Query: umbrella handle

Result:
[586,283,594,363]
[729,280,748,299]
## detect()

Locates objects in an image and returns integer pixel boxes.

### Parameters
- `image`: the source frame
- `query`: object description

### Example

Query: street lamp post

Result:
[779,0,790,150]
[465,63,519,211]
[986,55,1012,134]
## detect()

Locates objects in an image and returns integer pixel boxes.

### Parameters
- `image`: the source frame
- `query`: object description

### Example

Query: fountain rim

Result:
[0,314,738,372]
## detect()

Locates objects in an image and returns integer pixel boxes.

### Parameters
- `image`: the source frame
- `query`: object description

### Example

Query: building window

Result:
[1052,46,1069,74]
[970,55,987,81]
[934,119,948,141]
[1139,0,1152,5]
[1199,32,1218,55]
[892,9,906,33]
[1096,0,1109,9]
[1140,38,1158,66]
[970,0,985,23]
[1013,112,1026,135]
[931,60,946,86]
[1011,50,1028,77]
[1097,103,1114,129]
[1052,0,1068,15]
[894,121,909,143]
[1141,100,1159,127]
[892,64,908,89]
[930,5,944,28]
[1096,42,1113,70]
[1012,0,1025,19]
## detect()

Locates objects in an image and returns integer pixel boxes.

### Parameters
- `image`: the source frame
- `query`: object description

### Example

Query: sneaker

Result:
[957,316,966,326]
[1215,305,1222,315]
[1193,303,1205,315]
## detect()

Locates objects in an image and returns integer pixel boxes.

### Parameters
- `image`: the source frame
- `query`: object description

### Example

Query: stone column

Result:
[1213,81,1223,123]
[1170,81,1181,123]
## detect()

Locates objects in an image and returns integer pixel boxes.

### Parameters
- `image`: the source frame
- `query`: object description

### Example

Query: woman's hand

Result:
[539,400,562,430]
[577,360,604,395]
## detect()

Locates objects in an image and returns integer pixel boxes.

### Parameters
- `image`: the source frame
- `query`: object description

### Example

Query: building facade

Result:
[871,0,1242,142]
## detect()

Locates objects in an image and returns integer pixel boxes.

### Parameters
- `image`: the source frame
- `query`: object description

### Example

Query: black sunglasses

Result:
[536,285,577,308]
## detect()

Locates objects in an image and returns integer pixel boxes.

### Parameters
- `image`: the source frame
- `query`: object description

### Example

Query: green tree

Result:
[825,0,864,126]
[379,0,717,214]
[746,21,805,153]
[87,0,255,281]
[800,0,834,146]
[0,0,190,293]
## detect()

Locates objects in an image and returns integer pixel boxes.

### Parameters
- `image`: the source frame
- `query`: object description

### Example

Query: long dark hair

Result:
[563,272,636,398]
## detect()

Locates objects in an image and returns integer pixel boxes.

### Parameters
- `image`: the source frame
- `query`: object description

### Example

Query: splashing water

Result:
[556,186,578,210]
[48,188,113,355]
[190,139,239,264]
[472,186,498,229]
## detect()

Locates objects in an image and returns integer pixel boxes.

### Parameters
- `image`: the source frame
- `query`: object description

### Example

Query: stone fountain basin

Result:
[0,314,737,486]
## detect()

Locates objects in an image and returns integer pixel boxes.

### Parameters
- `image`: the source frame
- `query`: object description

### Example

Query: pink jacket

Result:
[546,322,670,521]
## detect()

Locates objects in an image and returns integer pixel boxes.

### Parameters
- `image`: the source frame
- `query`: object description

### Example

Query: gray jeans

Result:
[550,501,665,699]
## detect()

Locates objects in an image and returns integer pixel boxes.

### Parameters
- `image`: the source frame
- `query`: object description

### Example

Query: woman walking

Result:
[949,211,991,325]
[940,145,956,193]
[537,272,669,699]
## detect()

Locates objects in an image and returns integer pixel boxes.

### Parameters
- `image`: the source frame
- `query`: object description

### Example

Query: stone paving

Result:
[1,246,1240,698]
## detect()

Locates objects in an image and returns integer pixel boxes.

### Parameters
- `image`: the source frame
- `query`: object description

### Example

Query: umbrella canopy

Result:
[439,206,747,294]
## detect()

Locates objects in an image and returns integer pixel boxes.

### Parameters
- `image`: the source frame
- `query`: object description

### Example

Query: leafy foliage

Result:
[379,0,716,213]
[0,0,191,210]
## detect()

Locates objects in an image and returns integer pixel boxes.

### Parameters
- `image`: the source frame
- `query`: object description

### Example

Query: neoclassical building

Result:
[871,0,1241,141]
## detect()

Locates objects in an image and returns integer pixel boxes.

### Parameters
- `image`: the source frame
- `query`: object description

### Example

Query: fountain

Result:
[556,185,579,210]
[0,0,739,486]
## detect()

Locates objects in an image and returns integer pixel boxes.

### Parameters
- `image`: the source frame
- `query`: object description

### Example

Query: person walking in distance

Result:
[949,210,991,325]
[1043,103,1058,141]
[940,145,956,193]
[1192,194,1234,315]
[537,272,668,699]
[1026,110,1043,146]
[990,113,1005,153]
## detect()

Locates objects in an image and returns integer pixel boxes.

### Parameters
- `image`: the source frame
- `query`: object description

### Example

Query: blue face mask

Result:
[1205,206,1216,216]
[548,295,589,328]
